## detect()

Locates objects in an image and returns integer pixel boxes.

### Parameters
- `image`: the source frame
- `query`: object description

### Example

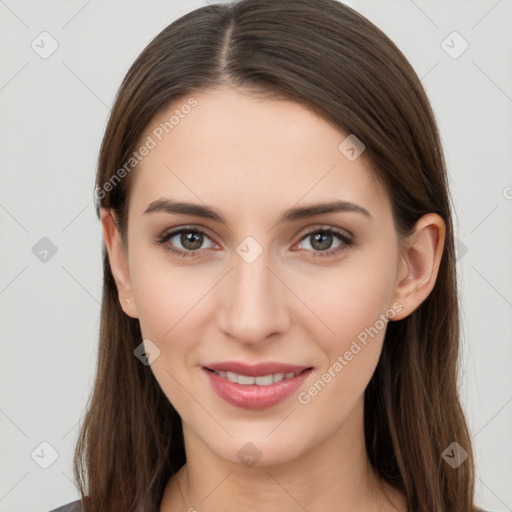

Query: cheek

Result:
[128,252,207,410]
[128,243,205,340]
[300,254,397,350]
[296,253,397,401]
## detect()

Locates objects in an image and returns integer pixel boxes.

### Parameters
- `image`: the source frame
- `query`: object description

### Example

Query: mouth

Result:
[204,368,308,385]
[202,362,314,410]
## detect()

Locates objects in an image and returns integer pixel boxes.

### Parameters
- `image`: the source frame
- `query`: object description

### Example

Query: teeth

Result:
[255,375,273,385]
[214,370,301,385]
[238,374,256,385]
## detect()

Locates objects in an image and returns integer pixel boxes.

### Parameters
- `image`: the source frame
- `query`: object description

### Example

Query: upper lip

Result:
[204,361,312,377]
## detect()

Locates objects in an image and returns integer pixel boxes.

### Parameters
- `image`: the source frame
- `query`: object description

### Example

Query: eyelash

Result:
[156,226,354,259]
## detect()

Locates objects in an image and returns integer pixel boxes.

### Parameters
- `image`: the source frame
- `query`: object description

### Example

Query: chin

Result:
[194,422,318,468]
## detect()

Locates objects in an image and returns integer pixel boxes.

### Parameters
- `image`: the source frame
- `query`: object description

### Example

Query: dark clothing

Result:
[49,498,492,512]
[49,500,82,512]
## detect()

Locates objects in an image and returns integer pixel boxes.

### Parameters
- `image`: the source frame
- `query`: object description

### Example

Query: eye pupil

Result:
[311,232,332,251]
[182,231,203,250]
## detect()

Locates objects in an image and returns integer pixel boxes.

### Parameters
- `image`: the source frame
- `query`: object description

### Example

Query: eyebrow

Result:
[143,198,372,224]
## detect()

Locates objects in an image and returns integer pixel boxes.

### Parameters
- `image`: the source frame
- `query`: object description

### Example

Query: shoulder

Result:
[48,499,83,512]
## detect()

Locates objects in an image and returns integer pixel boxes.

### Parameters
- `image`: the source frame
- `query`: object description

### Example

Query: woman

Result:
[50,0,487,510]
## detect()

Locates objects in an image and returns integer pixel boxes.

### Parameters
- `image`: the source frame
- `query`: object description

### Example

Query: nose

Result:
[216,247,291,346]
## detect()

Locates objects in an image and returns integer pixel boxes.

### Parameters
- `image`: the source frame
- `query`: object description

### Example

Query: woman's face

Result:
[112,87,410,466]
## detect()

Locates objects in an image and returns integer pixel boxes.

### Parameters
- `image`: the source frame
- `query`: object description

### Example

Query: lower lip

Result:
[203,367,313,410]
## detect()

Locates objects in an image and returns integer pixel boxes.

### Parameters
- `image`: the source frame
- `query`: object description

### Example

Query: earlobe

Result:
[389,213,446,321]
[99,208,138,319]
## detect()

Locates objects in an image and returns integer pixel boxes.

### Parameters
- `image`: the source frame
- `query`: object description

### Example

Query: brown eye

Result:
[157,227,216,257]
[309,232,335,251]
[296,228,354,258]
[179,231,204,251]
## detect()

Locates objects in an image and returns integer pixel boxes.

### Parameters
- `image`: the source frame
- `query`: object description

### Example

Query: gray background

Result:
[0,1,511,511]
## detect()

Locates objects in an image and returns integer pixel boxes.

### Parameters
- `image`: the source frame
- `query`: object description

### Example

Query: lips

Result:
[202,361,313,410]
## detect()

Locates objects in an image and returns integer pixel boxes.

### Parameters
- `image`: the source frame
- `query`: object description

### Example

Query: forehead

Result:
[128,87,391,224]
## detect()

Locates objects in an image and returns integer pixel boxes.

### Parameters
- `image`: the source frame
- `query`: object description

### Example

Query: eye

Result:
[295,227,354,258]
[156,225,354,259]
[156,227,216,258]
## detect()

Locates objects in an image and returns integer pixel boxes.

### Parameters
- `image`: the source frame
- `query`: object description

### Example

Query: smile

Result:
[211,370,302,386]
[202,363,314,410]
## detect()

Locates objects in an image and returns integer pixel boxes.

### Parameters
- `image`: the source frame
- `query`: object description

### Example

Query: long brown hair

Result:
[74,1,477,510]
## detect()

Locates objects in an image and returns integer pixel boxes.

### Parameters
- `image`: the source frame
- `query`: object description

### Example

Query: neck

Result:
[160,398,405,512]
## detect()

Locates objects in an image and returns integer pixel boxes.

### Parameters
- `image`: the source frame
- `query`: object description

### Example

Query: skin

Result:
[101,86,445,512]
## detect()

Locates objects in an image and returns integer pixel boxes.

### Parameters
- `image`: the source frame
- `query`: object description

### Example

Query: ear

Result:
[99,208,138,319]
[389,213,446,321]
